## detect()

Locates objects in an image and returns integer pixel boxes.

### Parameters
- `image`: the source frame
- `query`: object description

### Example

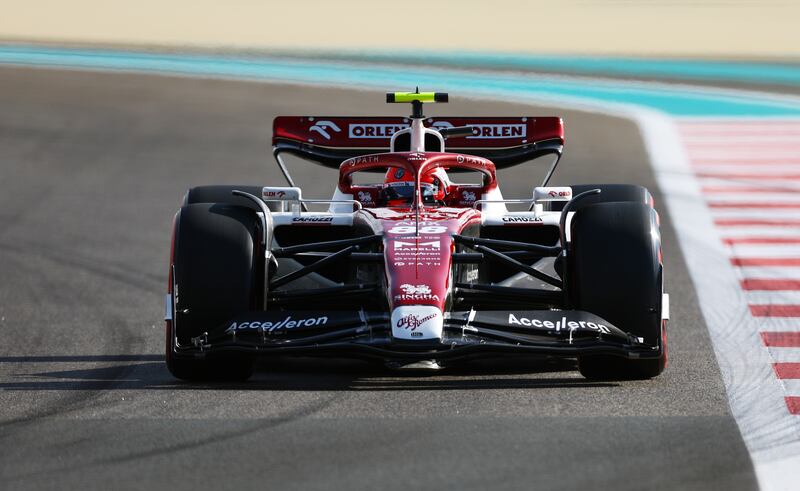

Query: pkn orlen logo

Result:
[263,190,286,199]
[308,120,341,140]
[468,124,526,139]
[348,123,408,138]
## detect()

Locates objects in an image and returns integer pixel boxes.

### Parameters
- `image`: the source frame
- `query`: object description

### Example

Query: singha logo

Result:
[395,283,440,302]
[400,284,431,295]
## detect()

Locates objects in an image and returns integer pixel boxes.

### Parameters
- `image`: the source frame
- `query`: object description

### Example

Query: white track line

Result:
[750,318,800,333]
[725,245,800,258]
[688,151,800,160]
[721,227,800,237]
[683,137,800,144]
[781,381,800,398]
[710,209,800,219]
[745,291,800,305]
[768,348,800,363]
[694,169,800,178]
[700,179,800,190]
[703,192,800,201]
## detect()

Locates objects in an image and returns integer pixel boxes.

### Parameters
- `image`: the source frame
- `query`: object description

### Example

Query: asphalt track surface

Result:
[0,67,757,490]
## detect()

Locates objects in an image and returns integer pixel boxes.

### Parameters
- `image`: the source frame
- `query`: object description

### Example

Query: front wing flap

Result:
[173,310,660,361]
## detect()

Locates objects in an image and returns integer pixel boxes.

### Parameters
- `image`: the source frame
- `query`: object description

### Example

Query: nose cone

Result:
[384,225,453,311]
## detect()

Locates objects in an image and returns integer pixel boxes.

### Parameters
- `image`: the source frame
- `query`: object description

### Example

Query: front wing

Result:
[170,309,662,362]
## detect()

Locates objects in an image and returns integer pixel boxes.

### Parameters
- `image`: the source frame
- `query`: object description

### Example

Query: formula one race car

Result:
[165,91,669,381]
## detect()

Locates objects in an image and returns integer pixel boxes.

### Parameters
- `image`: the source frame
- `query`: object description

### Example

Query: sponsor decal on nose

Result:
[391,306,443,340]
[394,283,441,302]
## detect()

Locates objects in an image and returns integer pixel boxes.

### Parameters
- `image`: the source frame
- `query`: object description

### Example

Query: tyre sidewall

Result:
[570,201,663,345]
[172,203,258,345]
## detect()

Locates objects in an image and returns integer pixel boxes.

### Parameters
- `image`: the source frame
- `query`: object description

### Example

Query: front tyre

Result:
[570,202,667,380]
[166,203,258,381]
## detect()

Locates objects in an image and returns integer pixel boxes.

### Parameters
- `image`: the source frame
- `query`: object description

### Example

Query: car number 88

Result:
[388,225,448,234]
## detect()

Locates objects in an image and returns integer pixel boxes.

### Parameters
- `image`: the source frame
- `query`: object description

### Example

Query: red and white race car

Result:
[165,91,668,381]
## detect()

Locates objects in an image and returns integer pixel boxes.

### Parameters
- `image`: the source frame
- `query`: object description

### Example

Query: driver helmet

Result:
[381,166,449,206]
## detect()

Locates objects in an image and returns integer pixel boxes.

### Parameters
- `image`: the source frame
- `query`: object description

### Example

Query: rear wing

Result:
[272,116,564,169]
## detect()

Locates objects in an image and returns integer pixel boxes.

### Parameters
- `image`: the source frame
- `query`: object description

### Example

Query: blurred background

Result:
[1,0,798,58]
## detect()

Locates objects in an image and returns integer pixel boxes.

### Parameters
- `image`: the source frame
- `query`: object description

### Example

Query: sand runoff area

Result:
[0,0,798,58]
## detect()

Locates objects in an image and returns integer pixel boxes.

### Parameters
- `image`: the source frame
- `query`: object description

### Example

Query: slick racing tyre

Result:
[570,201,666,380]
[167,203,258,381]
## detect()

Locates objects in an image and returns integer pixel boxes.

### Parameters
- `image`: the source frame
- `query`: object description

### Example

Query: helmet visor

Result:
[383,182,437,204]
